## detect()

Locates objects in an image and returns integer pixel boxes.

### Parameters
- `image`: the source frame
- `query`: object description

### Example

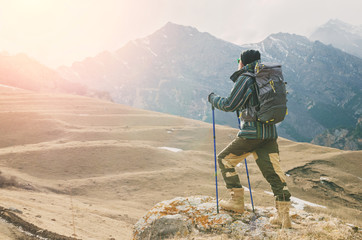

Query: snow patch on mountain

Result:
[158,147,183,152]
[264,191,326,210]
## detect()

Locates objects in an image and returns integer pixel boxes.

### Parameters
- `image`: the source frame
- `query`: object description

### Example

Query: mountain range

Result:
[310,19,362,59]
[57,21,362,148]
[0,19,360,149]
[0,52,111,101]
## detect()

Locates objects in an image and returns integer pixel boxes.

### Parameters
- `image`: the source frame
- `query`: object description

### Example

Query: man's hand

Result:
[208,92,215,103]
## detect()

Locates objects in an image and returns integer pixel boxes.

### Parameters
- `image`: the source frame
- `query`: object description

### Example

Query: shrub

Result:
[0,170,18,188]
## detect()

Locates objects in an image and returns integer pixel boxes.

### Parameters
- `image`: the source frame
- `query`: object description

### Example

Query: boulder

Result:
[133,196,361,240]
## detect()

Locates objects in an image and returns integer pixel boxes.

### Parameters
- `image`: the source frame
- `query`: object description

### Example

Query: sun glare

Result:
[14,0,51,12]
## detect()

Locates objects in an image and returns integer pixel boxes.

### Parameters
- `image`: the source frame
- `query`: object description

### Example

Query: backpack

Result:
[242,62,287,124]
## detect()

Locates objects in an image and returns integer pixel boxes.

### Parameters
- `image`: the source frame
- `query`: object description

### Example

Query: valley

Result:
[0,86,360,239]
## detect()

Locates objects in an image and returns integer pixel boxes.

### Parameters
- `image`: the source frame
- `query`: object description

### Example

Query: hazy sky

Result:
[0,0,361,68]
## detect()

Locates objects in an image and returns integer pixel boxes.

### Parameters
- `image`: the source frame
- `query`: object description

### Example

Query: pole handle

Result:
[236,110,241,130]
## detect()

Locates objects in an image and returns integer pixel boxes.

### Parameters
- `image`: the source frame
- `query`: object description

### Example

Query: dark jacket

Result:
[209,60,278,139]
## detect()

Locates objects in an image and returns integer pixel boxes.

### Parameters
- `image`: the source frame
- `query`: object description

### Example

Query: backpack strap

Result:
[241,72,256,78]
[241,72,260,111]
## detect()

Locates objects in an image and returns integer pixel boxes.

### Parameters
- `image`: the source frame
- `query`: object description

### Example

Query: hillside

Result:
[312,120,362,150]
[0,86,360,239]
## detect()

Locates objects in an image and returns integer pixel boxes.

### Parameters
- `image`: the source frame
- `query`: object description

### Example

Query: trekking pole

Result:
[244,159,255,213]
[236,111,255,214]
[212,106,220,214]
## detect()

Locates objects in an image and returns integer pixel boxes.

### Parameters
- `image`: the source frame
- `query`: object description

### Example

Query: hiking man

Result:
[208,50,292,228]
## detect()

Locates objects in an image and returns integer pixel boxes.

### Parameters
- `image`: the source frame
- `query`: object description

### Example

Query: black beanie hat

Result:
[240,50,260,65]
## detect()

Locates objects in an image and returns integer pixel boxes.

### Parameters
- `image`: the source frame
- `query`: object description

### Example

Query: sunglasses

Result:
[237,58,241,64]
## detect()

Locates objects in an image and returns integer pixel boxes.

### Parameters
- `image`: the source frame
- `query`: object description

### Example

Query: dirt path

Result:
[0,206,77,240]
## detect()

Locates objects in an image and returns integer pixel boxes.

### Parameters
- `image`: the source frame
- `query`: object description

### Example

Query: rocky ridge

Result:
[133,196,360,240]
[312,119,362,150]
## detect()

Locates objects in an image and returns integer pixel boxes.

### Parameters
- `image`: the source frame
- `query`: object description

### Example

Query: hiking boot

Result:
[270,201,292,228]
[220,188,244,213]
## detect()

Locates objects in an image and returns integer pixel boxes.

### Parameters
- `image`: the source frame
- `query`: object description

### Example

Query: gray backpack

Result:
[243,62,287,124]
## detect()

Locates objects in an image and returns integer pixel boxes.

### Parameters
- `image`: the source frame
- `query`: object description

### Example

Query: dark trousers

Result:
[217,137,291,201]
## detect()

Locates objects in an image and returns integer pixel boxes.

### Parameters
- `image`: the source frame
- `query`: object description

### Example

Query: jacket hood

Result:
[230,60,259,83]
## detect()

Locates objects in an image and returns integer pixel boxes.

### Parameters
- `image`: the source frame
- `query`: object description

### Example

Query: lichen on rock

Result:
[133,196,361,240]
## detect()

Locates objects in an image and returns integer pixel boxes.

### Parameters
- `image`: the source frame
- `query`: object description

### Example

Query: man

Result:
[208,50,292,228]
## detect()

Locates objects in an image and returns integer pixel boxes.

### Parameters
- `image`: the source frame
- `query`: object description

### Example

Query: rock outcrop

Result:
[133,196,360,240]
[312,120,362,150]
